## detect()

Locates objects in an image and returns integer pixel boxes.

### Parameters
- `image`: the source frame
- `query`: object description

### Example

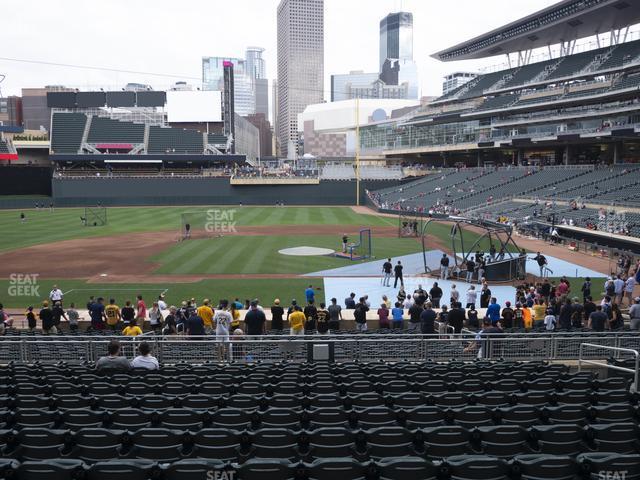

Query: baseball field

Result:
[0,205,608,309]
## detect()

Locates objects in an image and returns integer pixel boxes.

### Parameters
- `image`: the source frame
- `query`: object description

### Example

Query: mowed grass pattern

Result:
[0,206,395,253]
[152,235,423,274]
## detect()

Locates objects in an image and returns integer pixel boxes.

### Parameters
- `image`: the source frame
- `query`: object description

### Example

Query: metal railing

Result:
[578,343,639,392]
[3,332,640,364]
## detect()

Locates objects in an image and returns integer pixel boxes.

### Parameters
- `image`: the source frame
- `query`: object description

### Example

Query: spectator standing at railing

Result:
[480,284,492,309]
[581,278,592,303]
[429,283,443,309]
[465,286,477,309]
[501,302,515,329]
[408,301,423,333]
[449,285,460,308]
[420,303,436,335]
[588,305,608,332]
[448,303,465,334]
[288,306,305,336]
[613,275,625,305]
[391,302,404,329]
[244,301,266,336]
[625,276,636,306]
[270,299,284,332]
[354,298,369,333]
[629,297,640,330]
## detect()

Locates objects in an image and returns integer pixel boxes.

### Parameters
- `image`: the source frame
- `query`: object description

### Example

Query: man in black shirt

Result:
[316,303,329,334]
[327,298,342,331]
[583,296,596,326]
[588,305,608,332]
[429,282,443,308]
[466,259,475,283]
[39,301,55,334]
[408,301,423,333]
[394,261,404,288]
[448,302,465,334]
[420,302,436,335]
[303,300,318,332]
[270,299,284,331]
[382,258,393,287]
[440,254,450,280]
[354,297,369,332]
[501,301,515,329]
[480,285,492,309]
[345,293,356,309]
[540,279,551,301]
[530,252,548,277]
[185,311,205,336]
[244,301,266,335]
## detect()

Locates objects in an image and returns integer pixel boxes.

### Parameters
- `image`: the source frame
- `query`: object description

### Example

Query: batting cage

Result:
[335,229,373,261]
[83,206,107,227]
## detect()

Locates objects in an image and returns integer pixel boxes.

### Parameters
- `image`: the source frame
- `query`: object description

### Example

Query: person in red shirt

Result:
[556,280,569,298]
[377,303,390,329]
[136,295,147,323]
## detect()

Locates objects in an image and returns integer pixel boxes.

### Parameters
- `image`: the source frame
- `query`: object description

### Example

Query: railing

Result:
[2,332,640,364]
[578,343,639,392]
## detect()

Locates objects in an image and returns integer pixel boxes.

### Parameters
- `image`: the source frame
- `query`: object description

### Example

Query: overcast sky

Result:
[0,0,559,101]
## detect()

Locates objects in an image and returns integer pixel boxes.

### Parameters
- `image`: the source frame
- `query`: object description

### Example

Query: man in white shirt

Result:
[157,295,167,311]
[543,309,556,331]
[214,300,233,360]
[50,285,64,306]
[624,276,636,306]
[131,342,159,370]
[613,275,625,304]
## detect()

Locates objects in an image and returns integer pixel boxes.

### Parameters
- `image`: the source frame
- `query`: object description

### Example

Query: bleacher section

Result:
[207,133,228,145]
[0,361,638,479]
[147,126,205,154]
[87,116,145,145]
[0,140,9,153]
[50,113,87,154]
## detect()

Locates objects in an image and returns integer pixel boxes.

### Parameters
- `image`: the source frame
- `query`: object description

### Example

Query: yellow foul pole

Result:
[355,96,361,206]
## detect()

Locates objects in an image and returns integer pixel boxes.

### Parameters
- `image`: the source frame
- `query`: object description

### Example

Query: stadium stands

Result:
[147,126,205,155]
[50,113,87,154]
[87,117,145,146]
[0,361,638,479]
[0,140,9,154]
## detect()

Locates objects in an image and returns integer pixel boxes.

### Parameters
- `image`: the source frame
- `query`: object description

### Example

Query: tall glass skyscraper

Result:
[245,47,269,118]
[379,12,413,71]
[202,56,257,117]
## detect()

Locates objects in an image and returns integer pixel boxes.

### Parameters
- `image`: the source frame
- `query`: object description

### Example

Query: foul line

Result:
[62,288,168,295]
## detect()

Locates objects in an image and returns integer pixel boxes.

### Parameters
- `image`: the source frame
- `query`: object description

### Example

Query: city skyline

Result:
[0,0,557,101]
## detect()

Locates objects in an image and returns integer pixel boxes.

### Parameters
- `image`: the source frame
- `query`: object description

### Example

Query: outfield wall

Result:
[51,178,405,206]
[0,166,52,196]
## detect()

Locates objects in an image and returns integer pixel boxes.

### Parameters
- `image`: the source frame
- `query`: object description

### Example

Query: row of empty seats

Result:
[1,453,639,480]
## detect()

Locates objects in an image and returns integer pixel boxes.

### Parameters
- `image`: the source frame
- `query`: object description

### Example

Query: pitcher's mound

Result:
[279,246,335,256]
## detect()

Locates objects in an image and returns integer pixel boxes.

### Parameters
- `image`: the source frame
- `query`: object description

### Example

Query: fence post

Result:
[20,340,27,363]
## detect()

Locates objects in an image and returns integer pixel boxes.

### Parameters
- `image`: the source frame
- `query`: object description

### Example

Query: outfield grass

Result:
[0,206,396,253]
[152,235,422,274]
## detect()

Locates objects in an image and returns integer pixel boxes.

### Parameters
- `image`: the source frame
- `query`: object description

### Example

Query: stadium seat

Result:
[590,404,638,423]
[191,428,244,462]
[10,428,71,461]
[364,426,419,458]
[475,425,531,458]
[162,459,227,480]
[354,407,398,428]
[306,457,371,480]
[578,452,640,480]
[308,408,352,429]
[236,458,293,480]
[587,423,640,454]
[530,424,585,455]
[405,406,447,429]
[16,459,86,480]
[451,406,496,428]
[129,428,185,462]
[211,408,255,430]
[441,455,509,480]
[70,428,128,462]
[541,405,590,425]
[376,457,438,480]
[304,427,359,459]
[260,408,303,429]
[86,460,159,480]
[512,454,578,480]
[109,410,151,431]
[248,428,300,461]
[423,426,472,458]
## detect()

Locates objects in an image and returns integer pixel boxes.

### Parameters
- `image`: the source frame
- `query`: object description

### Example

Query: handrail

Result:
[578,342,639,392]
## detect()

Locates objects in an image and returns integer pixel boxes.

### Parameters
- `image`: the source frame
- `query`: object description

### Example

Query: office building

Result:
[379,12,413,70]
[330,71,380,102]
[202,56,256,116]
[277,0,324,158]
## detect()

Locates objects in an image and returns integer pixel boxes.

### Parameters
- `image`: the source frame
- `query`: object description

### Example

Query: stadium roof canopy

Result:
[432,0,640,61]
